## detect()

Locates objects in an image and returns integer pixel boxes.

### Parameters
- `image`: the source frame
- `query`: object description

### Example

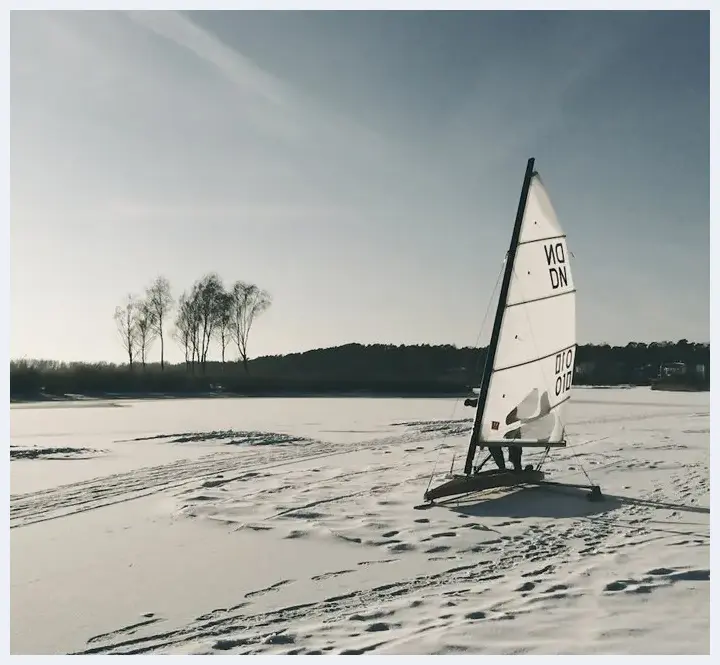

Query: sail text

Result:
[554,348,573,397]
[543,241,568,290]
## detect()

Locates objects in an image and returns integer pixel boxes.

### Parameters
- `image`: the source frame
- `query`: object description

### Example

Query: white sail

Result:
[479,173,576,444]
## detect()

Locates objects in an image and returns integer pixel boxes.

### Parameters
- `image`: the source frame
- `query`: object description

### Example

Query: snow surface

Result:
[10,388,709,654]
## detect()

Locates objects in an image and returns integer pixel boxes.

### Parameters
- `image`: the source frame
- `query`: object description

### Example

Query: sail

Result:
[478,173,576,444]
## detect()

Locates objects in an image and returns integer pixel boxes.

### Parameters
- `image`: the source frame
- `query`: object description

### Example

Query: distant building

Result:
[660,362,687,377]
[652,361,708,392]
[574,361,595,376]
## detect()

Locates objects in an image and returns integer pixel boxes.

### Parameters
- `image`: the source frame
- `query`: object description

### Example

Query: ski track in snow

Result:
[10,422,467,529]
[12,394,709,654]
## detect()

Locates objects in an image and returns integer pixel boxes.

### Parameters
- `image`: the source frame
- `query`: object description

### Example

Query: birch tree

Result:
[215,289,235,366]
[135,300,157,370]
[146,276,173,370]
[174,292,195,372]
[114,294,140,370]
[229,281,272,373]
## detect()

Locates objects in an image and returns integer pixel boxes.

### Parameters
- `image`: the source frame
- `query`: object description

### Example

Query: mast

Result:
[463,157,537,475]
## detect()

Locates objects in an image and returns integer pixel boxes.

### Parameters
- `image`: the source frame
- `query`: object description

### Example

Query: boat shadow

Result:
[444,484,709,521]
[445,485,622,520]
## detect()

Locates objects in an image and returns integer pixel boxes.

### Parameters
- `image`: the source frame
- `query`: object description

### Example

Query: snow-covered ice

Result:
[10,388,709,654]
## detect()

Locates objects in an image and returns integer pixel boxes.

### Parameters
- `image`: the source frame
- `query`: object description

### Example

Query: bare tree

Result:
[229,281,272,373]
[135,300,157,370]
[146,276,173,370]
[175,291,198,373]
[214,289,235,366]
[187,284,202,370]
[193,273,225,372]
[188,291,202,370]
[173,277,221,374]
[114,294,140,370]
[172,276,270,374]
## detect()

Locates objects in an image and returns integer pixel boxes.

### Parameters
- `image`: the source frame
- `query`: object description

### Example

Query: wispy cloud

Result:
[127,11,399,159]
[13,11,464,221]
[126,9,312,146]
[128,11,288,108]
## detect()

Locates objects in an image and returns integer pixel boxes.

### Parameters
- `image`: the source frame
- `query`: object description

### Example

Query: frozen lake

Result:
[11,388,710,654]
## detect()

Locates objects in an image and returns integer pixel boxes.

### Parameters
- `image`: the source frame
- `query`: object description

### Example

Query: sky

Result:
[10,10,710,364]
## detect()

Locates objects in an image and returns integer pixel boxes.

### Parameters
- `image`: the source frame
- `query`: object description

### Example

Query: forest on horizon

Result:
[10,339,710,399]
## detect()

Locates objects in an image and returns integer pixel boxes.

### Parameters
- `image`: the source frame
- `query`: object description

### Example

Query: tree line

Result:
[245,339,709,387]
[10,339,709,399]
[114,274,271,374]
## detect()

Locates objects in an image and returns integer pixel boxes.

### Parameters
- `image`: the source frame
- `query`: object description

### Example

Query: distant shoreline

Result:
[10,391,472,405]
[11,341,708,403]
[9,385,652,406]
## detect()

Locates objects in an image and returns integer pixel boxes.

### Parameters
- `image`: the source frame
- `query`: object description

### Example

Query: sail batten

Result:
[493,343,576,374]
[505,289,576,309]
[516,234,566,247]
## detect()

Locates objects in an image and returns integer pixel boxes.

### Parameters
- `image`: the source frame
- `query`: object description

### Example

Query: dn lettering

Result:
[544,241,568,290]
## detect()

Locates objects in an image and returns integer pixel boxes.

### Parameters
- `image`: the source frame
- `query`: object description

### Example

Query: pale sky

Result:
[11,10,709,364]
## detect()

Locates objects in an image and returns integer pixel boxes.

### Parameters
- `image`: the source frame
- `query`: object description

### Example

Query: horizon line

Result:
[10,337,711,366]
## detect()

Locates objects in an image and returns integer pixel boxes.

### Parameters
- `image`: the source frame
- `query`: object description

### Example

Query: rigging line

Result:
[531,435,613,478]
[521,433,613,475]
[535,446,551,472]
[472,259,506,375]
[425,259,507,490]
[461,260,505,448]
[497,435,612,469]
[425,454,442,494]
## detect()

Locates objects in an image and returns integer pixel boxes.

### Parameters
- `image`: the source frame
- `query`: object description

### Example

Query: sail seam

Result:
[494,344,575,374]
[506,289,576,309]
[517,234,566,247]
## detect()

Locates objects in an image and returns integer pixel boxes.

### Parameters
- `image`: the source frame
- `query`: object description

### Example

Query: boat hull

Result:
[424,468,545,502]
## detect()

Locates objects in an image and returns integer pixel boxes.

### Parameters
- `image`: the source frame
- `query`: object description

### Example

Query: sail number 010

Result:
[554,348,573,397]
